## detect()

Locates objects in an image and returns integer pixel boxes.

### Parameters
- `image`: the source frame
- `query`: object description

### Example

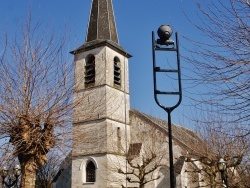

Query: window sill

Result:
[83,182,95,185]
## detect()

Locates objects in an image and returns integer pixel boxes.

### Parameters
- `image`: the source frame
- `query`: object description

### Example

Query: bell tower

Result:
[71,0,131,187]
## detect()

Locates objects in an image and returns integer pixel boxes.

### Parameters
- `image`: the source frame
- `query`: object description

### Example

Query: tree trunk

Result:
[21,160,37,188]
[18,155,45,188]
[140,185,145,188]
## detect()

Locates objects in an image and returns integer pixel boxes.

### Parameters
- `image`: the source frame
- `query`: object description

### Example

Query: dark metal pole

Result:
[167,110,175,188]
[221,170,229,187]
[152,28,182,188]
[2,177,19,188]
[225,173,229,187]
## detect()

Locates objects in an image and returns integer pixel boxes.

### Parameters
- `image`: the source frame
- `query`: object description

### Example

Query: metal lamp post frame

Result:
[152,30,182,188]
[218,158,229,187]
[2,176,19,188]
[1,165,21,188]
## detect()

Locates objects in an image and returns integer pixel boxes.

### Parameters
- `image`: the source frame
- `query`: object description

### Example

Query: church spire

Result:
[71,0,131,57]
[86,0,118,43]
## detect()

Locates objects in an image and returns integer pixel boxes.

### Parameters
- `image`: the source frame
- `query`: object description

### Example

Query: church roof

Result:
[71,0,131,57]
[130,109,206,156]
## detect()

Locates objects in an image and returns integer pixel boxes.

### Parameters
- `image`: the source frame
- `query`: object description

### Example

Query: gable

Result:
[129,109,206,157]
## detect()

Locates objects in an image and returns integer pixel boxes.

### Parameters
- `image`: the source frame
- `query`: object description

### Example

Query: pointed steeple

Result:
[86,0,118,43]
[71,0,131,57]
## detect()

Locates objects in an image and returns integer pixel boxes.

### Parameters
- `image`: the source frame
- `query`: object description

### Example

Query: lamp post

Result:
[152,25,182,188]
[1,164,21,188]
[217,158,229,187]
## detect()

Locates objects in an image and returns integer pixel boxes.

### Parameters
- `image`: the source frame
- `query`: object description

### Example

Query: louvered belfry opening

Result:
[85,54,95,86]
[114,57,121,86]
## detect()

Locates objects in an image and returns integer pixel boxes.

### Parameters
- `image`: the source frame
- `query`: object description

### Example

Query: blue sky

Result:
[0,0,204,130]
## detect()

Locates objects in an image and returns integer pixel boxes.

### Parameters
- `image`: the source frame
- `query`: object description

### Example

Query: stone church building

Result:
[53,0,208,187]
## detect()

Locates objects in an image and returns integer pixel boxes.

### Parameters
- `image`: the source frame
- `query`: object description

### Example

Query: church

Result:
[52,0,208,187]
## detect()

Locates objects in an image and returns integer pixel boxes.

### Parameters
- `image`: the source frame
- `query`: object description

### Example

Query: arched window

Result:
[86,161,96,182]
[114,57,121,86]
[85,54,95,85]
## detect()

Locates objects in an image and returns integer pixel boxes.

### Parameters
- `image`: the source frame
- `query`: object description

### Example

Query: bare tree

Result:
[184,0,250,129]
[185,110,249,187]
[180,1,250,185]
[35,152,65,188]
[237,158,250,188]
[117,123,168,188]
[0,15,74,187]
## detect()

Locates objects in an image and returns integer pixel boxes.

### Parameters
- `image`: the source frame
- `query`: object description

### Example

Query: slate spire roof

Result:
[71,0,131,57]
[86,0,118,43]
